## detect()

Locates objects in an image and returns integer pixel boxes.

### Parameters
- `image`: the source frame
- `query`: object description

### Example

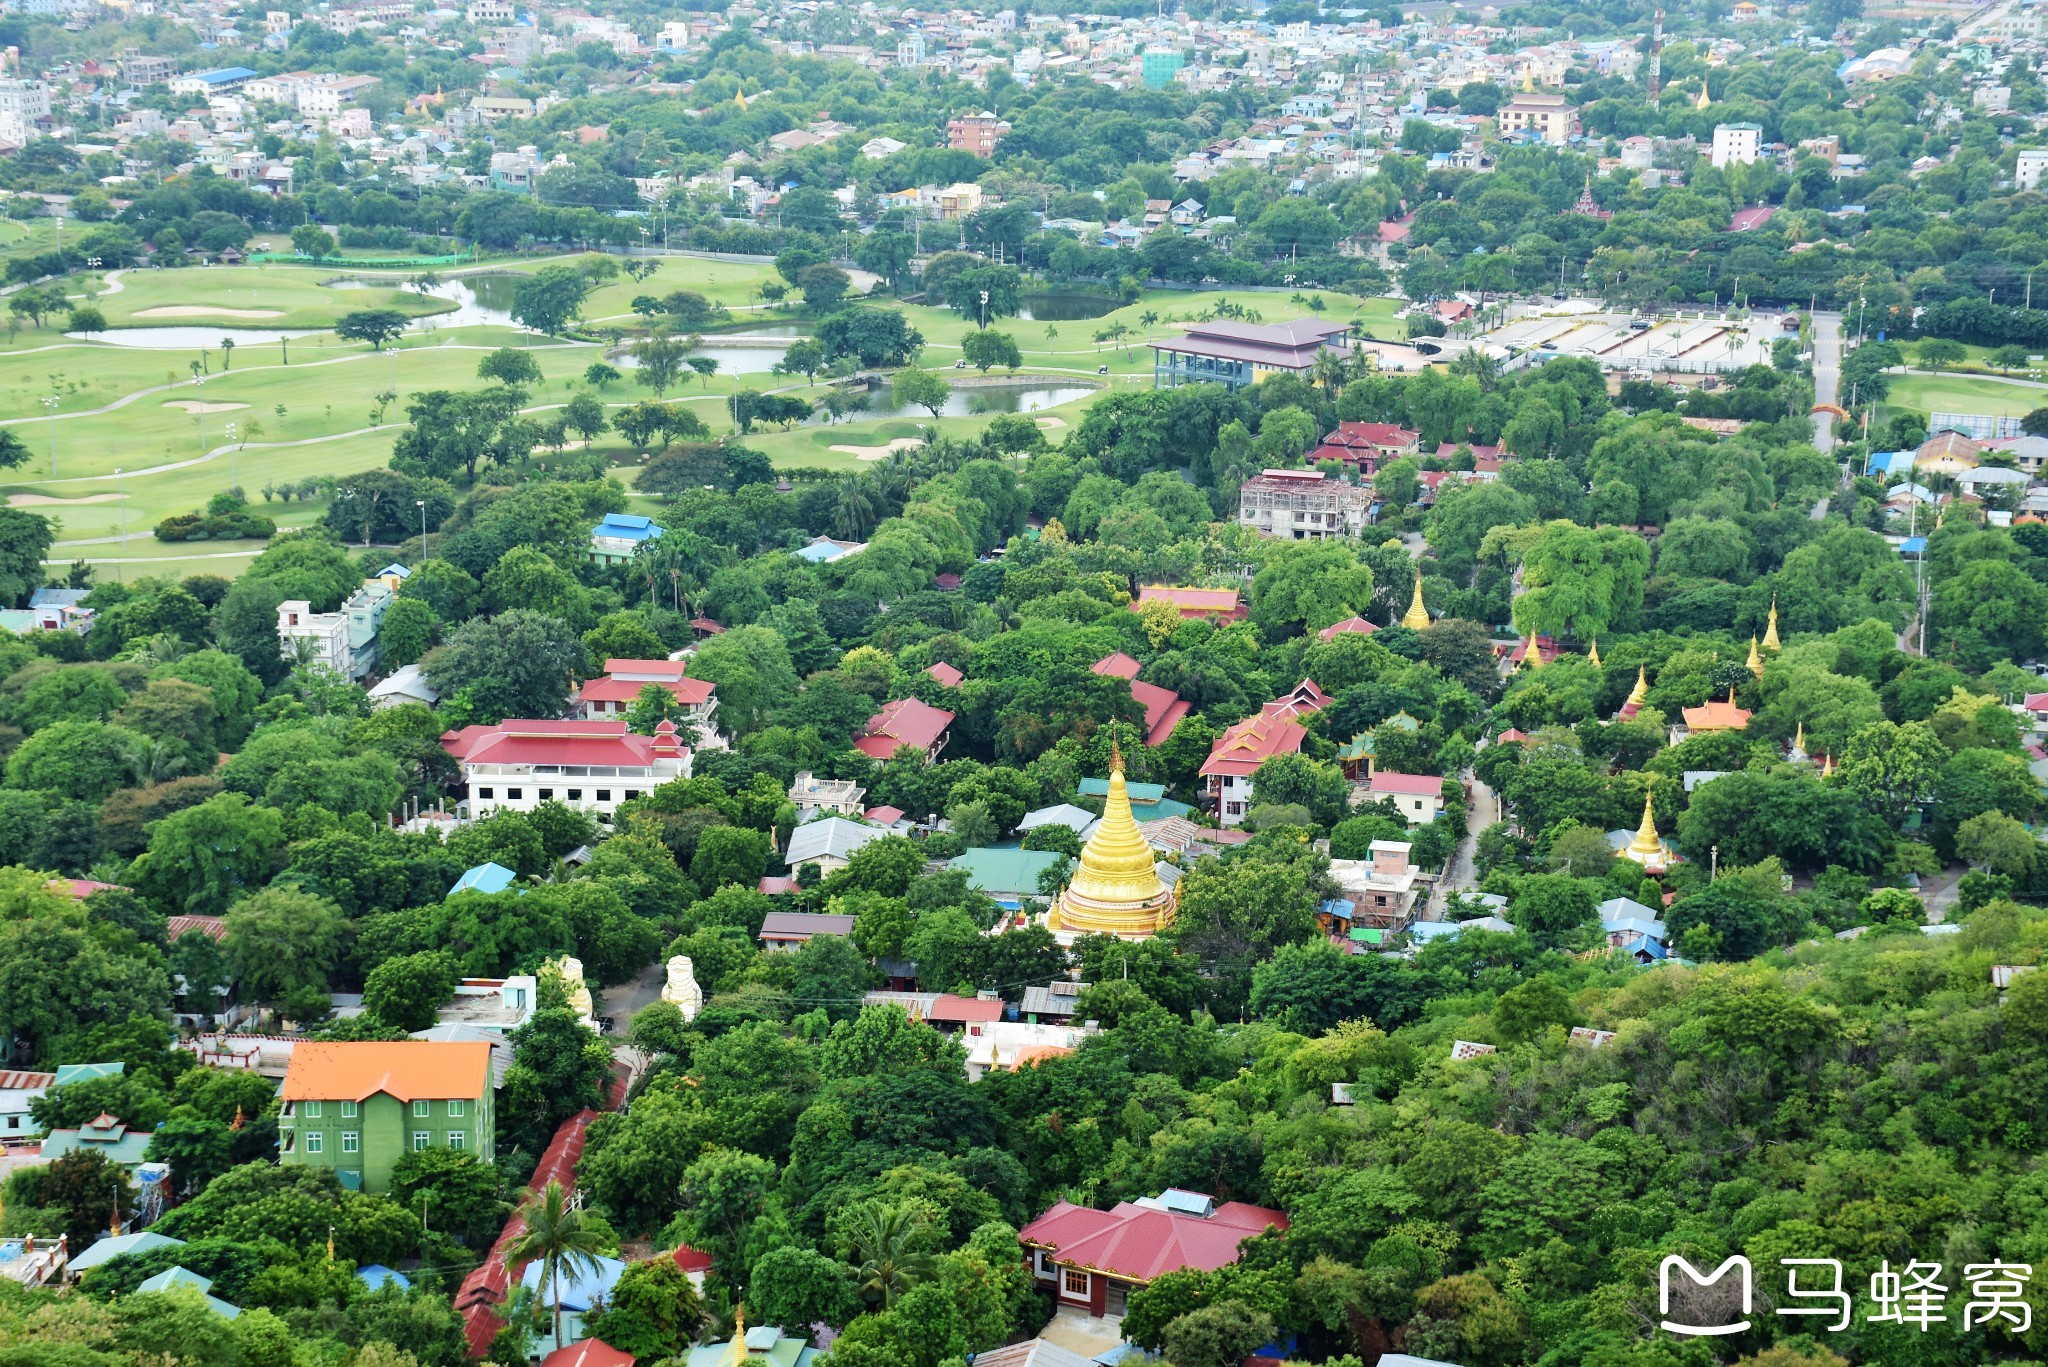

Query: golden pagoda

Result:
[1402,573,1432,631]
[1762,597,1781,651]
[1746,635,1764,679]
[1521,636,1544,670]
[1588,638,1602,668]
[1621,790,1669,873]
[1695,79,1711,110]
[1821,753,1836,778]
[1789,722,1807,762]
[734,86,748,110]
[1047,746,1176,939]
[1627,664,1649,709]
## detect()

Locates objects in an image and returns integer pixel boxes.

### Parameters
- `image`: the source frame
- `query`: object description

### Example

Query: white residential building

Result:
[1711,122,1763,168]
[277,580,391,680]
[440,719,692,819]
[2017,149,2048,192]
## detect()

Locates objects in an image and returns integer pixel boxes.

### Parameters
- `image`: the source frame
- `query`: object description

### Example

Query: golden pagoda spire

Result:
[1049,744,1175,938]
[734,86,748,110]
[1695,79,1710,110]
[1522,636,1544,670]
[1624,789,1665,866]
[1401,572,1431,630]
[1762,597,1781,651]
[1588,637,1602,668]
[326,1225,335,1262]
[1627,664,1648,708]
[1522,65,1535,91]
[730,1305,748,1367]
[1791,722,1806,758]
[1746,635,1764,679]
[110,1192,122,1238]
[1821,753,1835,778]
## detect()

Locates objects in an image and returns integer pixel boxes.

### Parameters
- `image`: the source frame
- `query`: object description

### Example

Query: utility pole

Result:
[418,499,428,559]
[41,395,56,476]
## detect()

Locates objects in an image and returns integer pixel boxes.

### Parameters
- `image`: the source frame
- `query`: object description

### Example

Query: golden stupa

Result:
[1521,636,1544,670]
[1047,746,1176,939]
[1626,664,1649,708]
[1762,597,1781,651]
[1621,790,1669,873]
[1401,573,1431,630]
[1588,637,1602,667]
[1746,635,1764,679]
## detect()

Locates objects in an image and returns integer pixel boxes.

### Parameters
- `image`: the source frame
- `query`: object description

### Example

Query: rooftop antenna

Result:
[1647,9,1664,97]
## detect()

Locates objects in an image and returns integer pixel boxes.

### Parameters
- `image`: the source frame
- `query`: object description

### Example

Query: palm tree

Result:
[834,477,877,539]
[1312,349,1347,396]
[220,338,236,370]
[504,1181,608,1351]
[1044,324,1058,355]
[1139,310,1158,341]
[845,1201,935,1309]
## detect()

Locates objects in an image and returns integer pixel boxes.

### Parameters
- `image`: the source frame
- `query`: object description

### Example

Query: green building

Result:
[1141,48,1185,90]
[278,1041,494,1193]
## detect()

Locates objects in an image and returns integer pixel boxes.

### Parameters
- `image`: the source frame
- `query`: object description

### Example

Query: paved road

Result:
[1811,311,1842,454]
[599,957,666,1031]
[1427,775,1496,921]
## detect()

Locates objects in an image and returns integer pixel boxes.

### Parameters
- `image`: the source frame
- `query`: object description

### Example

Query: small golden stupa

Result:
[1521,636,1544,670]
[1588,637,1602,668]
[1621,790,1669,873]
[1762,597,1781,652]
[1401,573,1431,631]
[1627,664,1649,709]
[1746,635,1764,679]
[1047,744,1176,939]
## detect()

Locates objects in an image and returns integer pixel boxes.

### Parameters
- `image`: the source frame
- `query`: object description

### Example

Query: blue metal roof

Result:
[449,862,517,897]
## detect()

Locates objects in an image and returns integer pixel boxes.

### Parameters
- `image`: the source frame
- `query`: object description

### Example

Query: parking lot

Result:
[1470,304,1789,375]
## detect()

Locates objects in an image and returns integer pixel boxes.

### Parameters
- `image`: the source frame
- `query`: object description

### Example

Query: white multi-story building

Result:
[466,0,513,22]
[2017,149,2048,192]
[1237,469,1370,539]
[1710,122,1762,168]
[0,80,50,123]
[440,719,693,819]
[277,579,391,680]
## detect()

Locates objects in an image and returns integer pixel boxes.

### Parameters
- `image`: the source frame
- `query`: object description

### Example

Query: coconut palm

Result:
[1044,324,1058,355]
[844,1200,935,1309]
[834,478,877,540]
[504,1180,609,1351]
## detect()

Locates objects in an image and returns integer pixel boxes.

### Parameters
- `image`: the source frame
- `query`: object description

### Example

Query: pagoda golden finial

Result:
[1623,788,1666,868]
[1791,721,1806,758]
[1695,79,1710,109]
[1821,753,1835,778]
[1049,740,1176,938]
[1588,637,1601,667]
[1522,65,1535,91]
[1627,664,1648,708]
[1746,635,1764,679]
[327,1225,335,1262]
[1762,596,1781,651]
[1522,636,1544,670]
[730,1305,748,1366]
[735,86,748,110]
[1401,572,1431,630]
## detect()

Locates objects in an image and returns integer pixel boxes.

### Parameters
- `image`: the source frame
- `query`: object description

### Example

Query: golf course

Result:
[0,252,1399,575]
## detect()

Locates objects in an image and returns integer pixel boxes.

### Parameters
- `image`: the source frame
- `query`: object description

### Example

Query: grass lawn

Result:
[76,265,453,330]
[1884,372,2047,421]
[0,270,1399,571]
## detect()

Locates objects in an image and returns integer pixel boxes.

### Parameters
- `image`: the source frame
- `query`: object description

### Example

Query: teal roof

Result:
[685,1328,818,1367]
[139,1267,213,1295]
[53,1062,124,1085]
[1080,776,1166,803]
[69,1231,184,1272]
[948,847,1066,900]
[449,861,518,897]
[41,1125,153,1167]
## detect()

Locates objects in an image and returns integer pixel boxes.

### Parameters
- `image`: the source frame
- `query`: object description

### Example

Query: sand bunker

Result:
[134,306,285,319]
[162,400,250,414]
[8,493,120,507]
[830,436,926,461]
[1034,415,1068,429]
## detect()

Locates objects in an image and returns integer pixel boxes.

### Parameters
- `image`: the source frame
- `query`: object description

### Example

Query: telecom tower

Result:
[1647,9,1664,98]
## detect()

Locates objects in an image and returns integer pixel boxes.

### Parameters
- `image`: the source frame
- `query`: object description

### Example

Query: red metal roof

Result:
[575,674,715,706]
[602,658,687,678]
[1323,422,1417,449]
[0,1069,54,1090]
[927,994,1006,1024]
[855,697,955,760]
[166,914,228,942]
[1200,714,1307,778]
[1131,681,1192,747]
[461,1108,599,1358]
[864,805,906,824]
[926,661,964,687]
[1018,1197,1287,1284]
[1135,586,1244,620]
[441,719,685,768]
[670,1245,715,1274]
[541,1341,633,1367]
[1092,652,1142,680]
[1318,616,1377,641]
[1370,772,1443,798]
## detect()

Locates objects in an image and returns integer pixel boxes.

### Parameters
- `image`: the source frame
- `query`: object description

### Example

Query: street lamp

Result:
[194,375,207,452]
[40,395,56,476]
[417,499,427,559]
[978,289,989,331]
[225,422,237,492]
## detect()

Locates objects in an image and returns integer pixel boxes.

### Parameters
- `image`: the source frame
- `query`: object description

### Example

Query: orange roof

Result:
[1681,700,1751,731]
[280,1041,492,1103]
[1005,1045,1074,1070]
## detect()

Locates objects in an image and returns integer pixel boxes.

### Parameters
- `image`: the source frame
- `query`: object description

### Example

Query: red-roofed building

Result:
[1377,214,1414,244]
[1315,421,1419,475]
[441,719,692,819]
[2023,692,2048,727]
[460,1109,597,1359]
[1499,636,1562,670]
[1134,586,1245,621]
[575,659,718,736]
[166,914,227,942]
[540,1339,633,1367]
[1019,1188,1287,1317]
[1728,205,1775,232]
[1318,615,1378,642]
[1369,771,1447,823]
[1093,653,1191,746]
[926,661,964,688]
[855,697,955,763]
[1263,678,1330,720]
[1200,707,1309,826]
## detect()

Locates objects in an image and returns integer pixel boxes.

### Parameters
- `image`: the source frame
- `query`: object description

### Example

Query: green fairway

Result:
[0,267,1399,571]
[73,266,453,331]
[1884,372,2048,420]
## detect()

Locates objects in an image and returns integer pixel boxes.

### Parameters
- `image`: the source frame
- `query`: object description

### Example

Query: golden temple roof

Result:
[1048,747,1175,939]
[1401,573,1431,631]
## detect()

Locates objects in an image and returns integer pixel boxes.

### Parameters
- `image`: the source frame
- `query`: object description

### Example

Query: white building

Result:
[277,579,391,680]
[440,718,692,819]
[1711,122,1762,168]
[1237,469,1370,539]
[2018,149,2048,192]
[466,0,513,21]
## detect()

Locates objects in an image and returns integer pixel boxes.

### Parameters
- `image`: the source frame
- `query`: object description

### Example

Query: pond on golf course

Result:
[838,381,1096,421]
[1016,294,1120,322]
